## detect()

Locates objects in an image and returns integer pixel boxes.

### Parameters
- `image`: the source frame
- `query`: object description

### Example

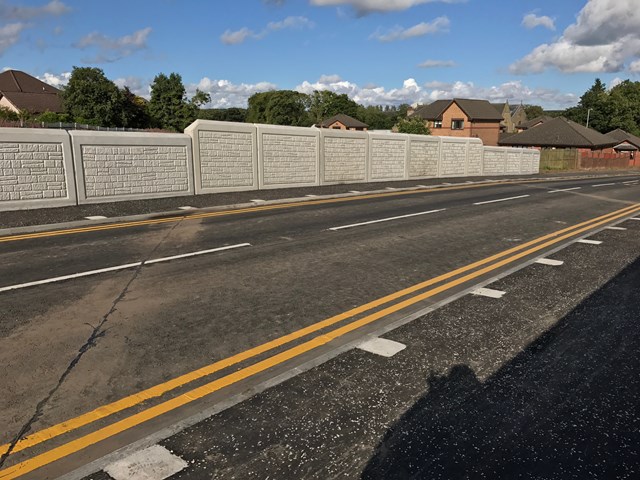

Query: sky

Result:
[1,0,639,109]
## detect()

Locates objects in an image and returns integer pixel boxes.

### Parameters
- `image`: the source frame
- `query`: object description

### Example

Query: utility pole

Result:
[586,108,592,128]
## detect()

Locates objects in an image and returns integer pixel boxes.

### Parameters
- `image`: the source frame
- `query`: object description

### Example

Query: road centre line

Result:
[473,195,530,206]
[0,244,250,293]
[548,187,582,193]
[2,203,639,476]
[592,183,616,187]
[1,177,630,245]
[328,209,445,231]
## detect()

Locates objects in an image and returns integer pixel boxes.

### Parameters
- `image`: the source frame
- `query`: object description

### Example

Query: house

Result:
[410,98,504,146]
[606,128,640,158]
[515,115,553,132]
[491,101,527,133]
[0,69,63,114]
[510,104,527,130]
[316,113,368,131]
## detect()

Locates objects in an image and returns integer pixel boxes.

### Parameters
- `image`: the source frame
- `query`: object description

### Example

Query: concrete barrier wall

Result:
[482,146,540,176]
[71,131,194,204]
[257,124,319,189]
[408,135,440,179]
[369,132,408,181]
[320,129,368,184]
[185,120,257,194]
[0,128,76,211]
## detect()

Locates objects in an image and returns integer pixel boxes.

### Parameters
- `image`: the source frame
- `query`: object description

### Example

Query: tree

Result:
[524,105,544,119]
[61,67,123,126]
[607,80,640,135]
[119,87,150,129]
[396,117,430,135]
[190,89,211,108]
[307,90,360,124]
[246,90,310,126]
[563,78,610,132]
[148,72,196,131]
[198,108,247,122]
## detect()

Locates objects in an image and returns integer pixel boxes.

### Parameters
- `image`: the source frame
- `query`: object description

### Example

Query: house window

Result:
[451,119,464,130]
[433,120,442,129]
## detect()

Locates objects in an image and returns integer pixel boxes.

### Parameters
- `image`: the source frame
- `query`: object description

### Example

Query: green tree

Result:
[563,78,611,132]
[198,108,247,122]
[396,117,430,135]
[247,90,310,126]
[607,80,640,135]
[524,105,544,119]
[307,90,360,124]
[119,87,150,129]
[61,67,123,126]
[190,89,211,108]
[36,111,71,123]
[148,72,196,131]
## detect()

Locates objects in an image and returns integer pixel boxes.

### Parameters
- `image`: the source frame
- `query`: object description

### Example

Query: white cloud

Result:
[37,71,71,88]
[221,16,313,45]
[187,77,278,108]
[418,59,456,68]
[629,60,640,73]
[74,27,152,63]
[512,0,640,74]
[0,0,70,20]
[522,13,555,31]
[370,17,449,42]
[0,22,27,54]
[295,75,577,108]
[310,0,464,15]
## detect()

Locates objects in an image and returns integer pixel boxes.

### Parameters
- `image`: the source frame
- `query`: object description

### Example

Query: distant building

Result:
[316,113,368,131]
[515,115,553,132]
[491,101,528,134]
[0,69,63,114]
[606,128,640,158]
[410,98,503,146]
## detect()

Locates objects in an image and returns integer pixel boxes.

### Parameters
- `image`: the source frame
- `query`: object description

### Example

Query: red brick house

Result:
[316,113,368,131]
[410,98,503,146]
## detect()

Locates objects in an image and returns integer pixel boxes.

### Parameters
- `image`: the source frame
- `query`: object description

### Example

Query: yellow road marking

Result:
[1,202,638,460]
[1,204,638,479]
[0,177,598,244]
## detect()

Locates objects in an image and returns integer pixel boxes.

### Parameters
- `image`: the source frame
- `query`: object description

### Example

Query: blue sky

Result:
[1,0,638,109]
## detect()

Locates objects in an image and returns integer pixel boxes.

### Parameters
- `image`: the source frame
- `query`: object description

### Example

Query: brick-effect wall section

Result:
[0,142,67,202]
[262,134,317,185]
[483,150,506,175]
[371,138,405,180]
[467,143,483,176]
[82,145,189,198]
[505,151,522,174]
[199,131,254,188]
[323,136,367,182]
[441,141,467,176]
[409,140,439,178]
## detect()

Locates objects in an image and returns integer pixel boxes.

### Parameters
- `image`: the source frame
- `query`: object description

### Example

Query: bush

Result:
[396,117,431,135]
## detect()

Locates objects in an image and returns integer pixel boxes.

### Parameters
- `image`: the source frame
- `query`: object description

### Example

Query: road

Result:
[0,174,639,479]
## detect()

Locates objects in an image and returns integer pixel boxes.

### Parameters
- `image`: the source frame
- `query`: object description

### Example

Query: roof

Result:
[606,128,640,149]
[491,102,508,113]
[498,117,619,149]
[412,98,504,122]
[0,69,62,113]
[318,113,368,128]
[517,115,553,130]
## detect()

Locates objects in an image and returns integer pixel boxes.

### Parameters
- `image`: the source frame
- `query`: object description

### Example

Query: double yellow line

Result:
[1,202,639,479]
[0,178,579,244]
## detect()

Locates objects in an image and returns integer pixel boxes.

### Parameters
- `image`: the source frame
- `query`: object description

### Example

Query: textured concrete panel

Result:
[0,128,76,211]
[483,148,507,175]
[71,130,194,204]
[408,135,440,179]
[185,120,257,194]
[369,133,407,181]
[506,150,522,174]
[320,129,368,184]
[467,139,484,176]
[441,137,469,177]
[257,125,319,188]
[521,149,540,174]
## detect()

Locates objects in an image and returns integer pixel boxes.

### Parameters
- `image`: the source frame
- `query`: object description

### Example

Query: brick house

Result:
[0,69,63,114]
[316,113,368,131]
[410,98,503,146]
[606,128,640,159]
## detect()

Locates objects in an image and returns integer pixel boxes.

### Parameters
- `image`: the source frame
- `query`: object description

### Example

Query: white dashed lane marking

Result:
[251,199,266,203]
[592,183,616,187]
[85,215,107,220]
[104,444,188,480]
[605,226,627,231]
[473,195,530,206]
[535,258,564,266]
[329,209,445,231]
[472,287,506,299]
[357,337,407,357]
[178,206,195,210]
[577,239,603,245]
[548,187,582,193]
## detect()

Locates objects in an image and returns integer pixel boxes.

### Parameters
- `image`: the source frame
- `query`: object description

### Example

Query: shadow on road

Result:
[362,256,640,479]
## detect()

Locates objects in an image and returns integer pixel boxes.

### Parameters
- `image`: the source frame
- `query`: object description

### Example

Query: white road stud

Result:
[535,258,564,266]
[577,239,603,245]
[472,287,506,299]
[357,337,406,357]
[85,215,107,220]
[605,226,627,231]
[104,444,188,480]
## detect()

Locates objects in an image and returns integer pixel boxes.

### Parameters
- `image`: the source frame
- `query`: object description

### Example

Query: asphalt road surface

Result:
[0,174,639,479]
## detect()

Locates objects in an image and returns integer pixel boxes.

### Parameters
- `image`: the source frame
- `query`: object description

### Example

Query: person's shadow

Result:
[362,256,640,479]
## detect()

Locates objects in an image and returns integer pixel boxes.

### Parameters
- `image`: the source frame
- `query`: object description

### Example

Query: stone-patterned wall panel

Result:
[71,131,194,204]
[370,136,407,181]
[322,134,367,183]
[483,148,507,175]
[408,137,440,178]
[467,141,484,176]
[257,126,319,188]
[440,139,468,177]
[0,128,76,211]
[506,150,522,174]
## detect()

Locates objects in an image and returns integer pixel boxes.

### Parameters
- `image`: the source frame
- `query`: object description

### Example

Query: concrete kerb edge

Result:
[56,206,640,480]
[1,172,638,237]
